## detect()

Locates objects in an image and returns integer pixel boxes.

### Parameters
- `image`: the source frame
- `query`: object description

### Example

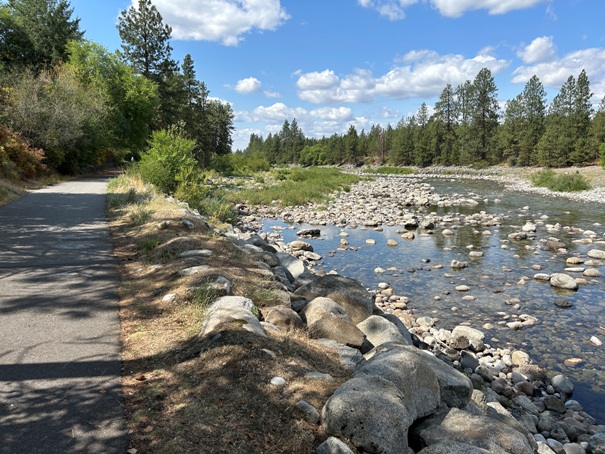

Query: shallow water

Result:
[261,178,605,423]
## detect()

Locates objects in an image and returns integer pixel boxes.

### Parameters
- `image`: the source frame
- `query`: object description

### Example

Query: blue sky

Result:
[69,0,605,150]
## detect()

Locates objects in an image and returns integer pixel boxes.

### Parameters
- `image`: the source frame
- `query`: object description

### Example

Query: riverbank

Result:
[109,170,605,453]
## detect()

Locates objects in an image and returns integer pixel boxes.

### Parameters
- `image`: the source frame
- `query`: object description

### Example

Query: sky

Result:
[69,0,605,151]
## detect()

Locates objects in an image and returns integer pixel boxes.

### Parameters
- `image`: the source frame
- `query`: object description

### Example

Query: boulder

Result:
[303,297,365,348]
[275,252,307,280]
[413,408,535,454]
[587,433,605,454]
[551,374,574,397]
[550,273,579,291]
[199,296,265,338]
[357,315,412,348]
[295,275,374,324]
[417,442,491,454]
[263,305,303,332]
[290,240,313,251]
[315,437,355,454]
[322,376,413,454]
[355,345,440,419]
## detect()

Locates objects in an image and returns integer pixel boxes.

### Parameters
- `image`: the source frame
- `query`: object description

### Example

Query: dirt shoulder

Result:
[107,174,349,453]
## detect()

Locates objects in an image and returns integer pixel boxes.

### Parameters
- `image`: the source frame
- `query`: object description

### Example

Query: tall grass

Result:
[367,166,414,175]
[223,167,360,206]
[531,169,591,192]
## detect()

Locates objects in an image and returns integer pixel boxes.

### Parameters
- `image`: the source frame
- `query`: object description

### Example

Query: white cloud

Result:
[310,107,354,121]
[358,0,548,20]
[263,90,282,98]
[295,50,509,104]
[517,36,557,64]
[512,45,605,100]
[235,77,262,94]
[149,0,290,46]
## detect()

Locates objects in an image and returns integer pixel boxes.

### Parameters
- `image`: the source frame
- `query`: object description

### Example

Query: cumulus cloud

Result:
[512,44,605,100]
[517,36,557,64]
[263,90,282,98]
[234,77,262,94]
[295,50,509,104]
[358,0,548,19]
[148,0,290,46]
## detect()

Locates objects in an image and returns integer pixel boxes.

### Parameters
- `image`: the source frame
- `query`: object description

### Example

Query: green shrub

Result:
[531,169,591,192]
[138,125,197,194]
[367,166,414,175]
[173,165,210,209]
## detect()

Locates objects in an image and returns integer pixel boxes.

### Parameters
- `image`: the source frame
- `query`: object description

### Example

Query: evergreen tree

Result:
[590,96,605,163]
[117,0,173,80]
[455,81,474,165]
[518,75,546,165]
[569,69,593,164]
[469,68,500,164]
[0,0,83,71]
[414,102,433,166]
[433,84,458,165]
[499,95,523,166]
[344,124,359,164]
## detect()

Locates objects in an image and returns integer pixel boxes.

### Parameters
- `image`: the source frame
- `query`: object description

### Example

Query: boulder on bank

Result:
[199,296,265,338]
[412,407,535,454]
[295,275,375,324]
[357,315,412,348]
[355,346,441,420]
[451,326,485,352]
[263,305,303,332]
[322,375,413,454]
[303,297,366,348]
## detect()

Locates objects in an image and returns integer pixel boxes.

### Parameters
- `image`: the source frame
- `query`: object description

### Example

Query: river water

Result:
[260,177,605,423]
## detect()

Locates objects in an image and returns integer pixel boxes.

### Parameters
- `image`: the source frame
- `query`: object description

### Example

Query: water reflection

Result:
[261,178,605,423]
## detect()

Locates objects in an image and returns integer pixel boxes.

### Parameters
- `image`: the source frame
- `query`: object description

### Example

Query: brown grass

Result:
[108,173,350,453]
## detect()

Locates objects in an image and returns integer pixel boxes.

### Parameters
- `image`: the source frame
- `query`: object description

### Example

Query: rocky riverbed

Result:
[216,169,605,452]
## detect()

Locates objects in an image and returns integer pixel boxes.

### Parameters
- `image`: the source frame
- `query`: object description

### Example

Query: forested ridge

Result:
[0,0,234,176]
[244,69,605,169]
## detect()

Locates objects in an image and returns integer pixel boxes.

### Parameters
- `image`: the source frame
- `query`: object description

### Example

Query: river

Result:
[260,177,605,423]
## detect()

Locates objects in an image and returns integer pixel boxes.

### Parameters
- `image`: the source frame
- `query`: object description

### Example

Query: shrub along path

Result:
[0,177,127,453]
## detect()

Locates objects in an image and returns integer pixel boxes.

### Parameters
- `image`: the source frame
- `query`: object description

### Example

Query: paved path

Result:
[0,177,127,452]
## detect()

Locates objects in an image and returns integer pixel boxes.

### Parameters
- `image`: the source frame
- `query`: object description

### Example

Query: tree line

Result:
[0,0,234,174]
[244,68,605,168]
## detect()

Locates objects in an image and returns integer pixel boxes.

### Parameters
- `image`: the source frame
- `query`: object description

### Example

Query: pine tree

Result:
[569,69,593,165]
[0,0,83,71]
[117,0,173,80]
[590,96,605,163]
[469,68,500,164]
[518,75,546,165]
[433,84,458,165]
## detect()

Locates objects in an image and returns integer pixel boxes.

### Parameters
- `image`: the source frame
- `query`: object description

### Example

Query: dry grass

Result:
[108,172,350,453]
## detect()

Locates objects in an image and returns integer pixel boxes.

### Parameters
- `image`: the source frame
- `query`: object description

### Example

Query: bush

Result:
[531,169,590,192]
[138,125,197,194]
[173,165,210,209]
[0,124,47,179]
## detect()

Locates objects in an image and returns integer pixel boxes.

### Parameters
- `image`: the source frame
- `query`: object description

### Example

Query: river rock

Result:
[199,296,265,338]
[551,374,574,397]
[417,442,492,454]
[413,407,535,454]
[587,432,605,454]
[588,249,605,260]
[290,240,313,251]
[387,239,399,247]
[451,326,485,352]
[356,346,441,419]
[297,228,320,237]
[550,273,579,290]
[357,315,412,347]
[275,252,307,280]
[451,260,468,269]
[322,376,412,454]
[295,275,374,324]
[584,268,601,277]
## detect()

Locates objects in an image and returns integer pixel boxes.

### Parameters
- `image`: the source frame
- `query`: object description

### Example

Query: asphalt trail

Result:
[0,177,127,453]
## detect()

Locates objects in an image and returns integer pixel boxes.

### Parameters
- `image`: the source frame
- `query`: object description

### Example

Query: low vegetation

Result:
[222,167,361,207]
[107,172,349,453]
[531,168,591,192]
[366,166,414,175]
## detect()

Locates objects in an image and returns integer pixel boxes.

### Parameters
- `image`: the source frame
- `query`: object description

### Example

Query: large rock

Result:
[413,408,535,454]
[451,326,485,352]
[199,296,265,338]
[417,442,491,454]
[587,432,605,454]
[355,346,440,419]
[295,275,374,324]
[303,297,366,348]
[550,273,579,291]
[315,437,355,454]
[322,376,413,454]
[416,350,473,408]
[275,252,307,280]
[263,305,303,332]
[357,315,412,347]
